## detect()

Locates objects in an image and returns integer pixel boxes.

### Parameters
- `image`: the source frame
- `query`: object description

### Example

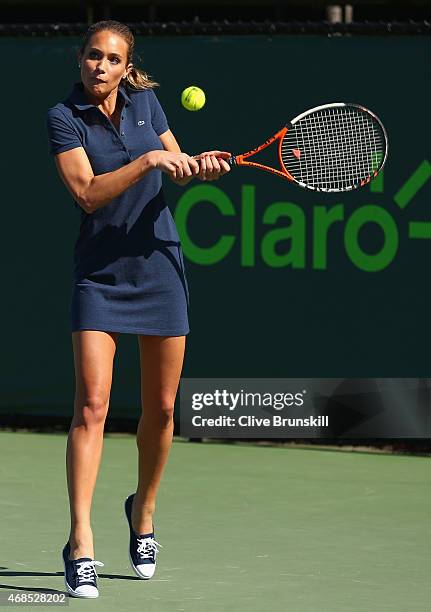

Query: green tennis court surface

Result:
[0,431,430,611]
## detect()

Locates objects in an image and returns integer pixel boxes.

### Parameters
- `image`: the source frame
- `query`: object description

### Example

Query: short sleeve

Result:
[46,107,83,155]
[148,89,169,136]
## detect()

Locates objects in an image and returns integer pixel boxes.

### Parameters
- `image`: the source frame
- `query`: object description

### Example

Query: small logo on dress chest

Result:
[137,120,146,126]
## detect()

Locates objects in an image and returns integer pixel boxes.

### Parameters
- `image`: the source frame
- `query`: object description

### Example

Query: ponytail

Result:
[125,66,159,90]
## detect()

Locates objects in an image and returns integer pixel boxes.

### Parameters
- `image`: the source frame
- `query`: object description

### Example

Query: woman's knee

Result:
[142,395,175,425]
[73,394,110,427]
[71,331,118,429]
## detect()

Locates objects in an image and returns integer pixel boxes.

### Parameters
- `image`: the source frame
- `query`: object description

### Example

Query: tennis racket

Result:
[225,102,388,193]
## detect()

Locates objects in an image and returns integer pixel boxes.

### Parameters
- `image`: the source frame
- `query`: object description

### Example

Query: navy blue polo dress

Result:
[46,82,189,336]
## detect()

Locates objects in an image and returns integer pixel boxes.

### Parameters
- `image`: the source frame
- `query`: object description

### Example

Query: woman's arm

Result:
[159,130,197,186]
[159,130,231,185]
[54,145,199,214]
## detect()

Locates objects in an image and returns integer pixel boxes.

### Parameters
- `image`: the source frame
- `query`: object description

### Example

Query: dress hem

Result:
[71,325,189,336]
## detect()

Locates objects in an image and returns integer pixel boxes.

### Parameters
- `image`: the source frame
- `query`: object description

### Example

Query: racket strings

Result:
[281,107,385,192]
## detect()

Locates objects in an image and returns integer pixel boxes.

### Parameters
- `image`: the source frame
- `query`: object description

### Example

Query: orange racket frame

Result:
[222,102,388,193]
[230,126,294,182]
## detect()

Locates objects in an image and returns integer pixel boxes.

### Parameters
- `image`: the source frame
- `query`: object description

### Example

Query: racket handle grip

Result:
[192,155,237,167]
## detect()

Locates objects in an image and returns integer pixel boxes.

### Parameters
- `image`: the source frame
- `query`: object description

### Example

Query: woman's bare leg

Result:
[66,330,119,560]
[131,335,186,534]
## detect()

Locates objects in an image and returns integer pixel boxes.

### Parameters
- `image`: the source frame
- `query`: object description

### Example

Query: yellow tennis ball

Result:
[181,86,206,111]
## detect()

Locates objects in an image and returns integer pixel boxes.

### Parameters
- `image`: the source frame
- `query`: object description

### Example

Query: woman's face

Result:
[80,30,132,97]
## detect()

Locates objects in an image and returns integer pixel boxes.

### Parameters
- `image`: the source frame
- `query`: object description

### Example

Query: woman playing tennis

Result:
[46,19,230,599]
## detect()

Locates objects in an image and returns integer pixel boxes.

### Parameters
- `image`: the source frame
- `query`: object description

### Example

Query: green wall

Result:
[0,34,429,419]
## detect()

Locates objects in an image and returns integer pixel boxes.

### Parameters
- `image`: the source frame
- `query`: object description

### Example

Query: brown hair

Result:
[80,20,158,90]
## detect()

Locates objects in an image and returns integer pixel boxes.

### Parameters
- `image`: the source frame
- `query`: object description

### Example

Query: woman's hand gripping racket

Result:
[224,102,388,193]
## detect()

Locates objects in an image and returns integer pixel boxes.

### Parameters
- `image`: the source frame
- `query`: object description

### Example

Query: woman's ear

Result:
[124,63,133,78]
[76,50,82,69]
